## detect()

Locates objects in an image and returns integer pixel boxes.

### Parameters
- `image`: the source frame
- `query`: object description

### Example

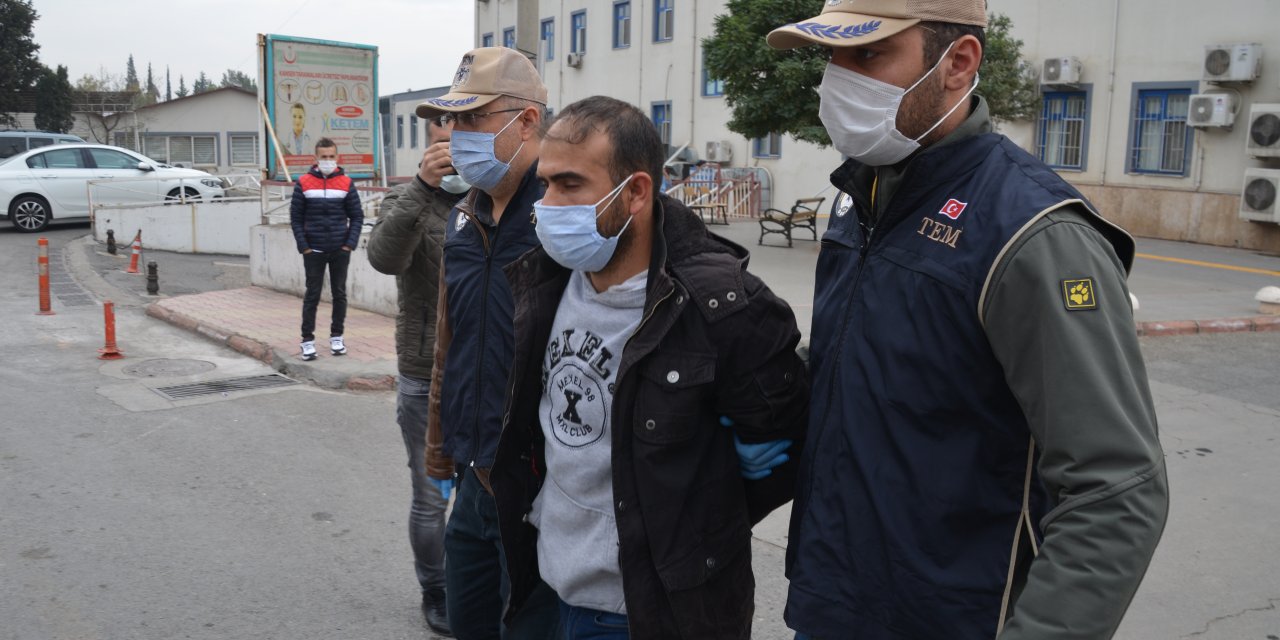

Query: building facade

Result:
[476,0,1280,251]
[110,87,261,175]
[380,86,449,179]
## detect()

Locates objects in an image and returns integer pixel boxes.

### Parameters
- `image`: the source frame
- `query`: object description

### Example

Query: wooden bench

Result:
[689,202,729,226]
[758,197,824,247]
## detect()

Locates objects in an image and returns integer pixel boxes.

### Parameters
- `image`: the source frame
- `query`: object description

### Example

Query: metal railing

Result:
[664,172,763,220]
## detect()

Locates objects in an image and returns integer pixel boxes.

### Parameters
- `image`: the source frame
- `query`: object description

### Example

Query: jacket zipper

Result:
[468,215,494,469]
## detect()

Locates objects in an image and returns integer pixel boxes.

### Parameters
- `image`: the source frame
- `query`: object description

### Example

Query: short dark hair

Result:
[543,95,664,192]
[920,21,986,71]
[291,102,305,112]
[314,137,337,153]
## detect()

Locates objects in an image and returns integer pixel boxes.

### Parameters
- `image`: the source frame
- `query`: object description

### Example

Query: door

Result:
[86,147,159,204]
[27,148,94,216]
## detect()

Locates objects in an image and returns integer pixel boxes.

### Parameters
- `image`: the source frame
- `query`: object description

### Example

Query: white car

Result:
[0,143,228,232]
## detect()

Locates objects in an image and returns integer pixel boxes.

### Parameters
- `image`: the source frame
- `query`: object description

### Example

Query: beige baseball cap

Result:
[416,47,549,118]
[767,0,988,50]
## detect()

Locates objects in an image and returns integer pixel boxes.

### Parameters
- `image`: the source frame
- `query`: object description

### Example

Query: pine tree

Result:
[0,0,44,128]
[192,71,212,94]
[165,66,172,101]
[176,75,188,98]
[34,64,75,133]
[145,62,159,104]
[125,54,139,91]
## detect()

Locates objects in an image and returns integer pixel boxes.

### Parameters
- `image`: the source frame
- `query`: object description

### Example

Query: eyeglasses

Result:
[435,108,525,128]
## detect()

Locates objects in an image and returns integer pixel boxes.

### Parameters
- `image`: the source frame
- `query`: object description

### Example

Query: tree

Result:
[0,0,44,128]
[34,64,75,133]
[192,71,213,94]
[125,54,139,91]
[165,66,172,101]
[703,3,1041,147]
[980,14,1040,124]
[219,69,257,92]
[176,75,189,98]
[74,66,122,92]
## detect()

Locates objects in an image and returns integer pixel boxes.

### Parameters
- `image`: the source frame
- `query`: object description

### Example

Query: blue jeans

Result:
[557,600,629,640]
[445,467,558,639]
[396,375,449,592]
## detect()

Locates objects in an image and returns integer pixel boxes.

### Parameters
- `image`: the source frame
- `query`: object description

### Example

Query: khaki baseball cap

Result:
[416,47,549,118]
[767,0,988,50]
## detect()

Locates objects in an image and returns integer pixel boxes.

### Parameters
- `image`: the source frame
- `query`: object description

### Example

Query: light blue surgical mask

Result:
[449,113,525,192]
[440,174,471,194]
[534,175,635,273]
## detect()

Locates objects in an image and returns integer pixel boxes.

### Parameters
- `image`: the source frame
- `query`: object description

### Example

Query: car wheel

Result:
[10,196,51,232]
[165,187,200,203]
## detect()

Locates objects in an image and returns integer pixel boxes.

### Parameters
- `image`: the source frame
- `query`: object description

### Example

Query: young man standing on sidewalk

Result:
[367,119,468,637]
[416,47,558,639]
[491,96,809,640]
[290,137,363,361]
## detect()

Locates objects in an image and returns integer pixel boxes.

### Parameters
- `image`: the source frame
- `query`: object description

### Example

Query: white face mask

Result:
[818,42,977,166]
[440,174,472,194]
[317,159,338,175]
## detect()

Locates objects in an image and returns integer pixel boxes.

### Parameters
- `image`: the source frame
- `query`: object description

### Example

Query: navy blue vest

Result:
[785,133,1131,639]
[440,164,543,469]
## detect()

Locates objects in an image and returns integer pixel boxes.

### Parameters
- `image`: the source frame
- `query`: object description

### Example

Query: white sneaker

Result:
[300,340,317,361]
[330,336,347,356]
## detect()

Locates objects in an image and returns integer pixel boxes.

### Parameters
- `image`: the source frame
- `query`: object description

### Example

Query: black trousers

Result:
[300,250,350,342]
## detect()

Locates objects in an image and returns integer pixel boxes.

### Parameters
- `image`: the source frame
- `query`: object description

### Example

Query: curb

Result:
[145,302,397,392]
[1137,315,1280,337]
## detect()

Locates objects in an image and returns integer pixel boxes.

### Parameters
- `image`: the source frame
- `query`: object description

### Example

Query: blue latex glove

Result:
[429,477,455,501]
[720,416,792,480]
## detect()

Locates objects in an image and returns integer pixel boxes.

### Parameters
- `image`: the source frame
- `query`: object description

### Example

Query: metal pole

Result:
[36,237,54,316]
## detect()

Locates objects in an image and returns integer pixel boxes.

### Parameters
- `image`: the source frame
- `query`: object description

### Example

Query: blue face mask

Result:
[449,113,525,192]
[534,175,635,273]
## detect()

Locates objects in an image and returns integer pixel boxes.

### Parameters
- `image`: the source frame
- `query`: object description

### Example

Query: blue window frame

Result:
[410,115,419,149]
[702,50,723,97]
[541,19,555,61]
[482,33,494,48]
[503,27,516,49]
[654,0,674,42]
[613,1,631,49]
[651,101,672,146]
[1038,88,1090,171]
[571,11,587,54]
[753,133,782,158]
[1128,83,1195,176]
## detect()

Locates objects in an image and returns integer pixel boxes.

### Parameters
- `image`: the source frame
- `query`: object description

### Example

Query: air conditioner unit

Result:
[1186,93,1237,128]
[1240,168,1280,224]
[1246,104,1280,158]
[1041,57,1082,85]
[705,140,733,163]
[1203,43,1262,83]
[565,52,583,68]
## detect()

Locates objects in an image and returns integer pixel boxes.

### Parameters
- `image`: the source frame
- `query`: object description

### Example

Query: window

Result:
[570,11,587,54]
[702,50,723,97]
[230,135,258,165]
[613,1,631,49]
[503,27,516,49]
[28,148,85,169]
[88,148,139,169]
[142,135,216,166]
[396,115,404,149]
[753,133,782,158]
[654,0,673,42]
[541,18,555,61]
[482,33,494,48]
[651,102,672,146]
[1038,90,1089,171]
[1129,85,1194,176]
[410,115,419,149]
[113,132,139,152]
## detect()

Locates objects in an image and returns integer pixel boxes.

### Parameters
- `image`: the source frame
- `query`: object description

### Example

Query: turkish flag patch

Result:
[939,199,968,220]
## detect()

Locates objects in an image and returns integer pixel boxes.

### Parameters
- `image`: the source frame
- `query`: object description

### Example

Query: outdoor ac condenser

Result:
[1246,104,1280,158]
[705,140,733,163]
[1186,93,1237,129]
[1041,57,1081,85]
[1203,43,1262,83]
[565,52,583,69]
[1240,168,1280,224]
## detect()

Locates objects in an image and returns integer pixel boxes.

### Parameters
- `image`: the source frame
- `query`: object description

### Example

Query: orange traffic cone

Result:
[98,300,124,360]
[124,231,142,274]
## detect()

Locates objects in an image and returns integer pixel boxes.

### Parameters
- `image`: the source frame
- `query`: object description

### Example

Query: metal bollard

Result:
[146,261,159,296]
[106,229,117,255]
[98,300,124,360]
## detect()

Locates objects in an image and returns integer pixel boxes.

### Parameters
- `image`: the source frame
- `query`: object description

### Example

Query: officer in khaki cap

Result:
[417,47,559,639]
[768,2,1168,639]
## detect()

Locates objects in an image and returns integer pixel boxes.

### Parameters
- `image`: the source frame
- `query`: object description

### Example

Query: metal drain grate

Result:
[153,373,298,400]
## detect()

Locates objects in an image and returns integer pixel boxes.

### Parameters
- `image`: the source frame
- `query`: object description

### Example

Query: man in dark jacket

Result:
[289,136,363,361]
[366,118,467,637]
[491,96,809,640]
[766,2,1169,639]
[416,47,558,639]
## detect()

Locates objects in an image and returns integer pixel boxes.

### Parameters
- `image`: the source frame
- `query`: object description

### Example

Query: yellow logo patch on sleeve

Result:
[1062,278,1098,311]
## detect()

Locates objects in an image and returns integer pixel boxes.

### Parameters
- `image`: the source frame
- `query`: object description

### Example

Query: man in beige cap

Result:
[416,46,558,640]
[768,2,1168,639]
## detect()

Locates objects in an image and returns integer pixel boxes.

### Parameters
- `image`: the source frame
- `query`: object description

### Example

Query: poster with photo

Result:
[259,34,379,180]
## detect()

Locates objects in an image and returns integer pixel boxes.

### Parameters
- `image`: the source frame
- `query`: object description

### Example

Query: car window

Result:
[29,137,54,150]
[88,148,140,169]
[28,148,86,169]
[1,139,26,159]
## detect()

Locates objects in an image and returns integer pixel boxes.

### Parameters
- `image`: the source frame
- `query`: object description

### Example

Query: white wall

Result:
[249,224,397,316]
[92,200,263,256]
[132,89,260,175]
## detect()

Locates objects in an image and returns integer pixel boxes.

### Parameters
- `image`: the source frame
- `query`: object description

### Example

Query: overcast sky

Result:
[30,0,475,96]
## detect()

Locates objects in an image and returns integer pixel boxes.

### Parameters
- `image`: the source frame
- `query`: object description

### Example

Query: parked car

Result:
[0,144,228,232]
[0,130,84,159]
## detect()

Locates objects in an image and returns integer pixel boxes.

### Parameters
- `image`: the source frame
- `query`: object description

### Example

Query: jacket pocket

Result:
[633,351,716,445]
[654,520,750,592]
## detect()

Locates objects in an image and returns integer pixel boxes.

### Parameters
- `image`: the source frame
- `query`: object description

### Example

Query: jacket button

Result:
[708,298,719,309]
[644,419,656,430]
[522,512,530,523]
[726,291,737,302]
[665,370,680,384]
[617,500,626,511]
[784,372,793,383]
[521,260,530,270]
[706,557,717,569]
[676,295,684,304]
